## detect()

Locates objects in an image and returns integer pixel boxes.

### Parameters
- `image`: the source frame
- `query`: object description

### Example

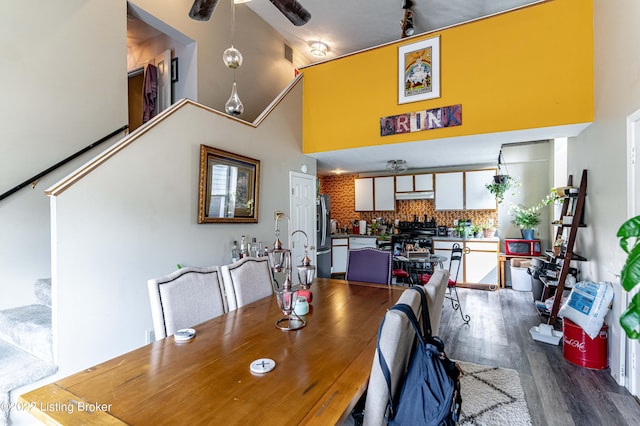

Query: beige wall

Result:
[52,87,313,375]
[0,1,302,310]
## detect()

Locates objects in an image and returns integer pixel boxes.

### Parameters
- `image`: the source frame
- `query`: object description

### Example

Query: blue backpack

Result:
[377,286,461,425]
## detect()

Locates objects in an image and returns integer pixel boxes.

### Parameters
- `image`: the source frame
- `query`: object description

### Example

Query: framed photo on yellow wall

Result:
[398,36,440,104]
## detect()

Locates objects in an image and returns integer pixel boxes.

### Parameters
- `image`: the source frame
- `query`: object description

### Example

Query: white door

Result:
[154,49,172,114]
[289,172,316,275]
[626,110,640,396]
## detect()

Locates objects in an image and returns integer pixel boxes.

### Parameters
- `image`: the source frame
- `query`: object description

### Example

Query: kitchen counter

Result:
[432,236,500,242]
[331,234,378,239]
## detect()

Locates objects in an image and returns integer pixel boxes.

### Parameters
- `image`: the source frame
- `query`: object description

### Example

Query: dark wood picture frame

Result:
[197,145,260,224]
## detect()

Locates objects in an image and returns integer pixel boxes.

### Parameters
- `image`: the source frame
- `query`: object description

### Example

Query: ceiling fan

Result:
[189,0,311,26]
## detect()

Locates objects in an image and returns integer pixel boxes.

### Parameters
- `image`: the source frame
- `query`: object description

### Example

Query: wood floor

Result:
[439,287,640,426]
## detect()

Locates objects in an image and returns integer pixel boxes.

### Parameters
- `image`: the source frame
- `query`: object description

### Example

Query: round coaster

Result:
[250,358,276,374]
[174,328,196,342]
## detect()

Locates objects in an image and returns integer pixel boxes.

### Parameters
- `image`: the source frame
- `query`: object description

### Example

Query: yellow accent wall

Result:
[302,0,593,153]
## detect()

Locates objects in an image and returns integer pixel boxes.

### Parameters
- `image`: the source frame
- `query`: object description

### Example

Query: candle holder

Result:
[268,212,316,331]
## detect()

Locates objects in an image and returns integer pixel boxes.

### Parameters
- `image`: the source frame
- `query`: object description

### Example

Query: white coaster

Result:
[250,358,276,374]
[174,328,196,342]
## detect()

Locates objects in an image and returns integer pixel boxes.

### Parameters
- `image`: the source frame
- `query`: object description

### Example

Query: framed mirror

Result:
[198,145,260,223]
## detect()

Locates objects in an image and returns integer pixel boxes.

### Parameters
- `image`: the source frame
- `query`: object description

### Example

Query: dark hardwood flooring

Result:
[439,287,640,426]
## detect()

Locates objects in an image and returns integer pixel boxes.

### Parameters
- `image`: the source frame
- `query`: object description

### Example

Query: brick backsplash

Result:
[320,174,497,230]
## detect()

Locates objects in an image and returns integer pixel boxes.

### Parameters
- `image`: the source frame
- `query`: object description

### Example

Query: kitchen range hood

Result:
[395,191,434,200]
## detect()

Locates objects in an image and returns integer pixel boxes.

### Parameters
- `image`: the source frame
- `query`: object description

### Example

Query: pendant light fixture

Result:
[224,0,244,116]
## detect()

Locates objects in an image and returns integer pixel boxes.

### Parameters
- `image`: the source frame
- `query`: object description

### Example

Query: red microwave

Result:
[504,239,542,256]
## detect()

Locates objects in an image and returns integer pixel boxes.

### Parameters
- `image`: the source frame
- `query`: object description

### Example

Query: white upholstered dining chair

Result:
[362,286,423,426]
[147,265,228,340]
[220,257,276,311]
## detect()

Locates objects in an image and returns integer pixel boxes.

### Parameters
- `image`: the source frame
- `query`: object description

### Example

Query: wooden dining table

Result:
[19,278,405,425]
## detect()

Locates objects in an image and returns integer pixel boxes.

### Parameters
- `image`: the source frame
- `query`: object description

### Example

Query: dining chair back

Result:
[147,266,228,340]
[447,243,470,324]
[362,287,422,425]
[345,248,392,285]
[220,257,276,311]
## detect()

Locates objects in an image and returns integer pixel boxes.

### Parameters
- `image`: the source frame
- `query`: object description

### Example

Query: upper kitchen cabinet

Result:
[465,170,497,210]
[395,174,433,192]
[354,178,373,211]
[354,177,395,211]
[435,172,464,210]
[435,169,496,211]
[374,176,395,211]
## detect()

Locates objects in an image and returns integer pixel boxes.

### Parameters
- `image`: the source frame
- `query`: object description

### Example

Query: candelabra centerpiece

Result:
[267,212,316,331]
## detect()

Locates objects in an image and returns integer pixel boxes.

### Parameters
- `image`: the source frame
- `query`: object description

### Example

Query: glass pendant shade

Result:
[223,45,243,69]
[225,81,244,116]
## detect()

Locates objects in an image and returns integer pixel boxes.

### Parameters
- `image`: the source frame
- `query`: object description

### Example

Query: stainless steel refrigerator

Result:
[316,194,331,278]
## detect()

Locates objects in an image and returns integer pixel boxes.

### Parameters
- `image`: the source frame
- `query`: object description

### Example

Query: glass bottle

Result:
[250,237,259,258]
[231,241,239,263]
[240,235,248,258]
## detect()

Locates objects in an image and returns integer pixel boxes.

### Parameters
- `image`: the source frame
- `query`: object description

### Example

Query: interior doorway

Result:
[625,108,640,397]
[126,3,196,131]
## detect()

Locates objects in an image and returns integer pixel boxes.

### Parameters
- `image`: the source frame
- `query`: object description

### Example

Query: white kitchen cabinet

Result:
[331,238,349,275]
[355,177,394,211]
[464,241,499,285]
[374,176,395,211]
[395,175,414,192]
[354,178,373,211]
[432,239,498,286]
[414,174,433,191]
[349,236,377,249]
[435,172,464,210]
[395,173,433,193]
[465,170,497,210]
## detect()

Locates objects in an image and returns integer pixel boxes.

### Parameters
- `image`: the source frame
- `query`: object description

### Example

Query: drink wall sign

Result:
[380,104,461,137]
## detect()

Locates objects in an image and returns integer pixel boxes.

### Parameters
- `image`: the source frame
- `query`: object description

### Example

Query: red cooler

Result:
[563,318,608,370]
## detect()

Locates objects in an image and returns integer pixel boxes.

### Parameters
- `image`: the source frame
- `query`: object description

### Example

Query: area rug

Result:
[457,361,532,426]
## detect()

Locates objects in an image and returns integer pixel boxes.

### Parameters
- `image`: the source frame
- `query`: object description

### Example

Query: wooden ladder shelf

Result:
[548,169,588,325]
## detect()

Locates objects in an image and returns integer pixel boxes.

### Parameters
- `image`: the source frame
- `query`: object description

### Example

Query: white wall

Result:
[51,88,315,376]
[571,0,640,387]
[0,1,128,309]
[497,141,552,249]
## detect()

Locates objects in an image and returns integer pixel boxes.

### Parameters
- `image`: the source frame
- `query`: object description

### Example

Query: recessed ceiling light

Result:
[309,41,329,58]
[234,0,252,3]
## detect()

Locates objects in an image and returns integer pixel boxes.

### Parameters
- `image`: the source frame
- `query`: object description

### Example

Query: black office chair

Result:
[447,243,470,324]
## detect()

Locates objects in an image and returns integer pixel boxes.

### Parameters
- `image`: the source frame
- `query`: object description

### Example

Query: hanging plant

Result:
[617,215,640,339]
[485,176,514,203]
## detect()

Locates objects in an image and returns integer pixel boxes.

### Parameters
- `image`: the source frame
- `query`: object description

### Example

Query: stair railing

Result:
[0,125,128,203]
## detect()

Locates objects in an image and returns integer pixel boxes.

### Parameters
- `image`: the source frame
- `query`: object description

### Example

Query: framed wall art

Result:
[198,145,260,224]
[398,36,440,104]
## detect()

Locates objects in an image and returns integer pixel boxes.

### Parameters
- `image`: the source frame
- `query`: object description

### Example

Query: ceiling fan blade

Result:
[269,0,311,26]
[189,0,220,21]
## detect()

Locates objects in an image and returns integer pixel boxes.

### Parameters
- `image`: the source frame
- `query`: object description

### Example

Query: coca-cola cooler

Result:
[563,318,608,370]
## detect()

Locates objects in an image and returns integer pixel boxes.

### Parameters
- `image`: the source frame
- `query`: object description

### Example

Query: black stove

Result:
[396,216,438,237]
[392,216,437,254]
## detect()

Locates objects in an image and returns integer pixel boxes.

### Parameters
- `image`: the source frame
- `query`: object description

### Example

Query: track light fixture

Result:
[401,0,415,38]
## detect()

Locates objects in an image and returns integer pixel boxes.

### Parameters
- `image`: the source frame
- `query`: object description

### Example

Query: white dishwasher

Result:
[349,236,377,249]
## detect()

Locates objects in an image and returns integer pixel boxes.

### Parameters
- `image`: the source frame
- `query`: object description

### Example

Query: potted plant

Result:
[485,175,520,204]
[485,176,512,204]
[471,224,483,238]
[510,204,541,239]
[553,237,564,256]
[617,215,640,339]
[481,223,496,238]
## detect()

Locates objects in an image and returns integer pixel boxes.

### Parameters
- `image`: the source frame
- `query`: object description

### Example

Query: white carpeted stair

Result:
[0,279,57,425]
